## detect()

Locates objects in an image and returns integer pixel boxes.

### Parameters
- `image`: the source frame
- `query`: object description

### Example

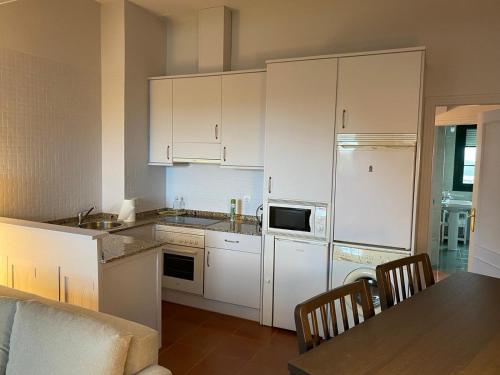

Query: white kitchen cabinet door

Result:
[149,79,173,165]
[334,146,416,249]
[265,58,337,203]
[204,247,261,309]
[336,51,423,134]
[221,72,266,168]
[0,255,8,286]
[60,271,98,311]
[8,258,60,301]
[273,239,329,331]
[173,75,222,145]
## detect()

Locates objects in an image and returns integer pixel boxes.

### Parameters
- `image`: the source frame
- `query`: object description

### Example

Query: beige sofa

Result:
[0,286,171,375]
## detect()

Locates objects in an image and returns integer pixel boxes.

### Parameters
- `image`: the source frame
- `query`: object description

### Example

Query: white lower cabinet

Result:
[8,258,60,301]
[60,270,97,311]
[204,232,261,309]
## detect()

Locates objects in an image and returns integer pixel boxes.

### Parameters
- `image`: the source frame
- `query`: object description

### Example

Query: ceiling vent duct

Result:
[198,6,232,73]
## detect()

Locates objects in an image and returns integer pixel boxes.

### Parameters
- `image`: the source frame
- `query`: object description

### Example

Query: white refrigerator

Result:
[333,134,417,250]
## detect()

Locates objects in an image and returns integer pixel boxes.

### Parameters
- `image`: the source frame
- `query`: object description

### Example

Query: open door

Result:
[468,109,500,277]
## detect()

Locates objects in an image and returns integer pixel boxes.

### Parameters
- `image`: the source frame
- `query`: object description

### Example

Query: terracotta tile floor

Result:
[159,302,299,375]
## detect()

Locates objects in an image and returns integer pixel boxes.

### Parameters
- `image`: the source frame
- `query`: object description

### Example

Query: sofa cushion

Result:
[0,285,159,375]
[0,298,17,374]
[6,300,132,375]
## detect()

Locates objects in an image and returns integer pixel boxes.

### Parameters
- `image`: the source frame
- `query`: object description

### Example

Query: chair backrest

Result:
[376,253,435,311]
[294,280,375,354]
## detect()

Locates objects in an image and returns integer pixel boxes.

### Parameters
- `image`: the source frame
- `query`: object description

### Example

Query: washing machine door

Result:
[344,268,381,314]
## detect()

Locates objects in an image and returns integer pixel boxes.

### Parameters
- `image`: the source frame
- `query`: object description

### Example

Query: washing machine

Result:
[331,243,410,315]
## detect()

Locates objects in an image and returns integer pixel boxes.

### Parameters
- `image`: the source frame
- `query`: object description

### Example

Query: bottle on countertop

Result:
[173,196,180,210]
[230,198,237,222]
[180,197,186,210]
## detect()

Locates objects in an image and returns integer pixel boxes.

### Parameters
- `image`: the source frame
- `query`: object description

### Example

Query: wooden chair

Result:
[376,253,435,311]
[294,280,375,354]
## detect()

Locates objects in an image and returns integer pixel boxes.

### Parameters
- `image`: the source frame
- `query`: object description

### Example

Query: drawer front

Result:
[205,231,261,254]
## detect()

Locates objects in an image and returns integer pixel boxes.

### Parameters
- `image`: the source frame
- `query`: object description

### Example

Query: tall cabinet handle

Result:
[268,177,272,194]
[167,145,170,160]
[207,251,210,267]
[223,147,227,162]
[215,124,219,140]
[342,109,346,129]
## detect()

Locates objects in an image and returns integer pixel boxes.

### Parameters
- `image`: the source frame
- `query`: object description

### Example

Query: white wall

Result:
[164,0,500,249]
[166,165,263,215]
[101,0,167,213]
[0,0,101,221]
[101,0,126,214]
[124,1,167,212]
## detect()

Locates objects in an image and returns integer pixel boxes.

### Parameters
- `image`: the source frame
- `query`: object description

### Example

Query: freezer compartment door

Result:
[273,238,329,330]
[334,146,416,249]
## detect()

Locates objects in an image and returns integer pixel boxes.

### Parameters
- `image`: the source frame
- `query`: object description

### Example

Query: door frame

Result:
[416,93,500,256]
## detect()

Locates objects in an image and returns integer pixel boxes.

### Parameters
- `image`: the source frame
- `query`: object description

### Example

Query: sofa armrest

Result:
[136,365,172,375]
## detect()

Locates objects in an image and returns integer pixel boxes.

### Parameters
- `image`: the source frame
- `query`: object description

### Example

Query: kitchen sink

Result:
[78,221,123,230]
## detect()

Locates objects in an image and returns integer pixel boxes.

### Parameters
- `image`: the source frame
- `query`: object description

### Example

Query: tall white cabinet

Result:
[264,58,337,203]
[336,51,423,134]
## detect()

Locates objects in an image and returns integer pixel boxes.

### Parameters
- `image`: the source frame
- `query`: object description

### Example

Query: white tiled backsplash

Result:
[0,48,101,221]
[166,164,263,216]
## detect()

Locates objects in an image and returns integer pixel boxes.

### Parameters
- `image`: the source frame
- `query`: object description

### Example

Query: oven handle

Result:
[164,248,198,256]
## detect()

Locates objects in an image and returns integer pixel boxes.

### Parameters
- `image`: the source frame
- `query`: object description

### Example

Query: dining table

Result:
[288,272,500,374]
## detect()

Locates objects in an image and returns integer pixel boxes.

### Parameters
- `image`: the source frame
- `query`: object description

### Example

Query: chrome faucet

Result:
[77,206,95,226]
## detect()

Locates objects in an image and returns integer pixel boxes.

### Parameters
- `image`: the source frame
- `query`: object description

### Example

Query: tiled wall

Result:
[166,164,263,216]
[0,48,101,221]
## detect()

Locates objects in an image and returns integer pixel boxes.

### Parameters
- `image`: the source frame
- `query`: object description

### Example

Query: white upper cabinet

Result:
[173,75,221,161]
[221,72,266,168]
[149,79,173,166]
[265,58,337,203]
[336,51,423,134]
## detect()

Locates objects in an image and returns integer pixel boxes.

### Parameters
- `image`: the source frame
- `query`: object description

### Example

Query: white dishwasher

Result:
[273,238,329,331]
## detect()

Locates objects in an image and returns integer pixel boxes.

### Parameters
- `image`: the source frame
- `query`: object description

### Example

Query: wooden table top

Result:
[288,272,500,375]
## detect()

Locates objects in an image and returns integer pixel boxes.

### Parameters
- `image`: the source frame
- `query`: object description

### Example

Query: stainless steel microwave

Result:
[266,200,328,240]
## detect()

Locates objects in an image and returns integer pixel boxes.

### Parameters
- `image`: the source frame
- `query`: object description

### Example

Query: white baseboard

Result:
[162,288,260,322]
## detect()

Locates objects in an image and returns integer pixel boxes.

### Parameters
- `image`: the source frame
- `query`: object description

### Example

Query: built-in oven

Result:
[156,227,205,296]
[267,200,328,240]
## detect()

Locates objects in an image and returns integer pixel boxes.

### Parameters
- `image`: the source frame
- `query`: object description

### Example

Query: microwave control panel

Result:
[314,206,327,238]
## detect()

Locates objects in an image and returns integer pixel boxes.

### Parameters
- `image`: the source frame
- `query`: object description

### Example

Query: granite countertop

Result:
[54,209,262,263]
[205,220,262,236]
[100,234,163,263]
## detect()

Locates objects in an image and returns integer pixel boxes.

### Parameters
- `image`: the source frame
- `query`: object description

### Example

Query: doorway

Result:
[428,105,500,277]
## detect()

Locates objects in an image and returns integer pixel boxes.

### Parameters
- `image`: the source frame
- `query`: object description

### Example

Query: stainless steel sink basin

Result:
[78,221,123,230]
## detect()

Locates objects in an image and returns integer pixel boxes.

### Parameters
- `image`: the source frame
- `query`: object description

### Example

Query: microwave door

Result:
[269,206,312,233]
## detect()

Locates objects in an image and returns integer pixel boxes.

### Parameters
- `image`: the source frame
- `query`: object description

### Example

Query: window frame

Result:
[452,124,477,192]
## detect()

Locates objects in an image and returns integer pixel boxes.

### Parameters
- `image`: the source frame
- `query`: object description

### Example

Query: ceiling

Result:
[97,0,254,16]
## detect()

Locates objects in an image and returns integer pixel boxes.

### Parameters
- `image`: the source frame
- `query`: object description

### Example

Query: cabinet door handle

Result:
[167,145,170,160]
[342,109,346,129]
[215,124,219,140]
[268,177,272,194]
[207,251,210,267]
[223,146,227,162]
[224,239,239,244]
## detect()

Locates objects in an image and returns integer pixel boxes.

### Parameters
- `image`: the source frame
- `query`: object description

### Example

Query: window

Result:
[453,125,477,192]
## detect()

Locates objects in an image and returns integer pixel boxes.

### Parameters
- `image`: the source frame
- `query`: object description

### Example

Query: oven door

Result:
[268,203,315,236]
[163,244,204,295]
